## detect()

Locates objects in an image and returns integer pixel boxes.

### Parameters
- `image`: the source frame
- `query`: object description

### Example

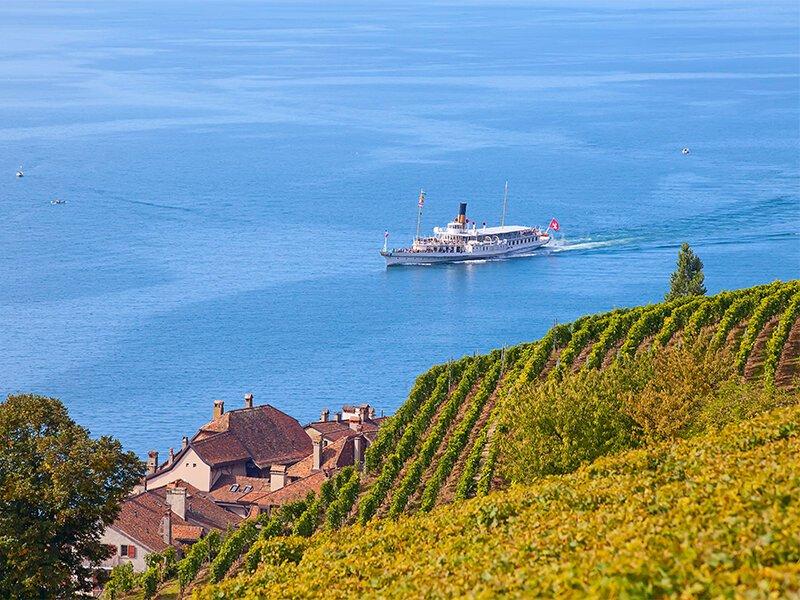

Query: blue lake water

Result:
[0,0,797,457]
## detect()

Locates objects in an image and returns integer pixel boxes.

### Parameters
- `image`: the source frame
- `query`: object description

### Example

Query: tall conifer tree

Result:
[666,242,707,301]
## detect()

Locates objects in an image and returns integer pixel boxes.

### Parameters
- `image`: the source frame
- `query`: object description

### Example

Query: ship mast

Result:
[415,189,425,241]
[500,181,509,227]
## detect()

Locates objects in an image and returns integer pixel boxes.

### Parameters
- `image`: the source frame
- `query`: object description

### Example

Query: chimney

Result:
[213,400,224,419]
[181,436,189,450]
[244,393,254,409]
[269,465,287,491]
[320,408,329,422]
[161,509,172,545]
[334,411,342,422]
[458,202,467,225]
[147,450,159,475]
[312,435,323,471]
[348,416,361,431]
[167,447,175,467]
[166,487,187,520]
[368,406,376,420]
[353,436,364,470]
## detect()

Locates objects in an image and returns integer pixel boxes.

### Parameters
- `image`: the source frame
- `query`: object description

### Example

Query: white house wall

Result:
[98,527,151,573]
[147,448,212,491]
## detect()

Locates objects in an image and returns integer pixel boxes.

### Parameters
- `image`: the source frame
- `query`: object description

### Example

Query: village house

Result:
[144,394,312,493]
[304,403,386,446]
[139,396,382,519]
[231,431,369,515]
[99,481,240,572]
[205,419,372,517]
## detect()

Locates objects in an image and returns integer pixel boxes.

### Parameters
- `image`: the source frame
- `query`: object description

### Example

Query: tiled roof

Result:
[152,482,241,532]
[111,491,175,553]
[305,421,353,435]
[248,470,330,508]
[192,405,312,469]
[192,434,249,466]
[172,524,203,542]
[111,481,241,552]
[318,427,357,442]
[208,475,272,505]
[334,437,355,470]
[287,436,354,479]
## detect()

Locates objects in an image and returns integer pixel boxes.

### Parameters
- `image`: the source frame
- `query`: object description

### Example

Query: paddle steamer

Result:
[381,190,557,267]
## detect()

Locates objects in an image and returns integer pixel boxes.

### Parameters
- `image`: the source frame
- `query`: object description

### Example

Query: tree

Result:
[0,394,142,599]
[666,242,707,301]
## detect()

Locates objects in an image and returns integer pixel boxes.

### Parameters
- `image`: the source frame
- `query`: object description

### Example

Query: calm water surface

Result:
[0,1,797,456]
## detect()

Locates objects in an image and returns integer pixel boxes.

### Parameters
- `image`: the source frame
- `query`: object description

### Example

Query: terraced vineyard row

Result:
[352,279,800,525]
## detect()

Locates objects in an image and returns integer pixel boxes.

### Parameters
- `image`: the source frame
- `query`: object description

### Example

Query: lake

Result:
[0,0,797,457]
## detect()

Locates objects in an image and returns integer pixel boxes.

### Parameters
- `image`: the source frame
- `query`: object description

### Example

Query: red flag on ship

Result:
[548,218,560,231]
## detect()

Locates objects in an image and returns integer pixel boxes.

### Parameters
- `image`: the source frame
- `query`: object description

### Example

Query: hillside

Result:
[354,279,800,522]
[112,281,800,598]
[197,403,800,598]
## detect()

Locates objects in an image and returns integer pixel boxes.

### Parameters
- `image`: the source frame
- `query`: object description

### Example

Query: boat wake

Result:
[547,237,635,254]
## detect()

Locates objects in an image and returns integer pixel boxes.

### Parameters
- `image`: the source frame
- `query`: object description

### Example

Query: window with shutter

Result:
[120,545,128,557]
[129,545,137,558]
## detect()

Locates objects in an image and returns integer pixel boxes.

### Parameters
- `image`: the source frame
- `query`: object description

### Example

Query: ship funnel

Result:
[458,202,467,225]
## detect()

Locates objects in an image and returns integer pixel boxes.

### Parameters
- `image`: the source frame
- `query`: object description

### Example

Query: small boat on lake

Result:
[51,198,66,205]
[16,165,24,177]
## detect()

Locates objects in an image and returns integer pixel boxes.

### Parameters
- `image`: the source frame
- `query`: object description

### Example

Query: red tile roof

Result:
[247,470,330,508]
[208,475,272,505]
[153,482,241,532]
[111,491,175,553]
[286,436,354,479]
[191,434,250,466]
[192,405,312,469]
[172,524,203,542]
[111,481,241,552]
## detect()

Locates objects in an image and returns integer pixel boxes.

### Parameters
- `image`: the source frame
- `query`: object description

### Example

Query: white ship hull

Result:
[382,238,549,267]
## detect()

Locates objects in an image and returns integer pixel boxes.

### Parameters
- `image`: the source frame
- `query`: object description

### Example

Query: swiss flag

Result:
[548,218,560,231]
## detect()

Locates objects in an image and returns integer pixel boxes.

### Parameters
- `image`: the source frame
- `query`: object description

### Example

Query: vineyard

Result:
[110,280,800,598]
[199,403,800,598]
[355,279,800,517]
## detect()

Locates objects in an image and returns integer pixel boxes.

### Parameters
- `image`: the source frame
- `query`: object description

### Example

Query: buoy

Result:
[681,148,690,155]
